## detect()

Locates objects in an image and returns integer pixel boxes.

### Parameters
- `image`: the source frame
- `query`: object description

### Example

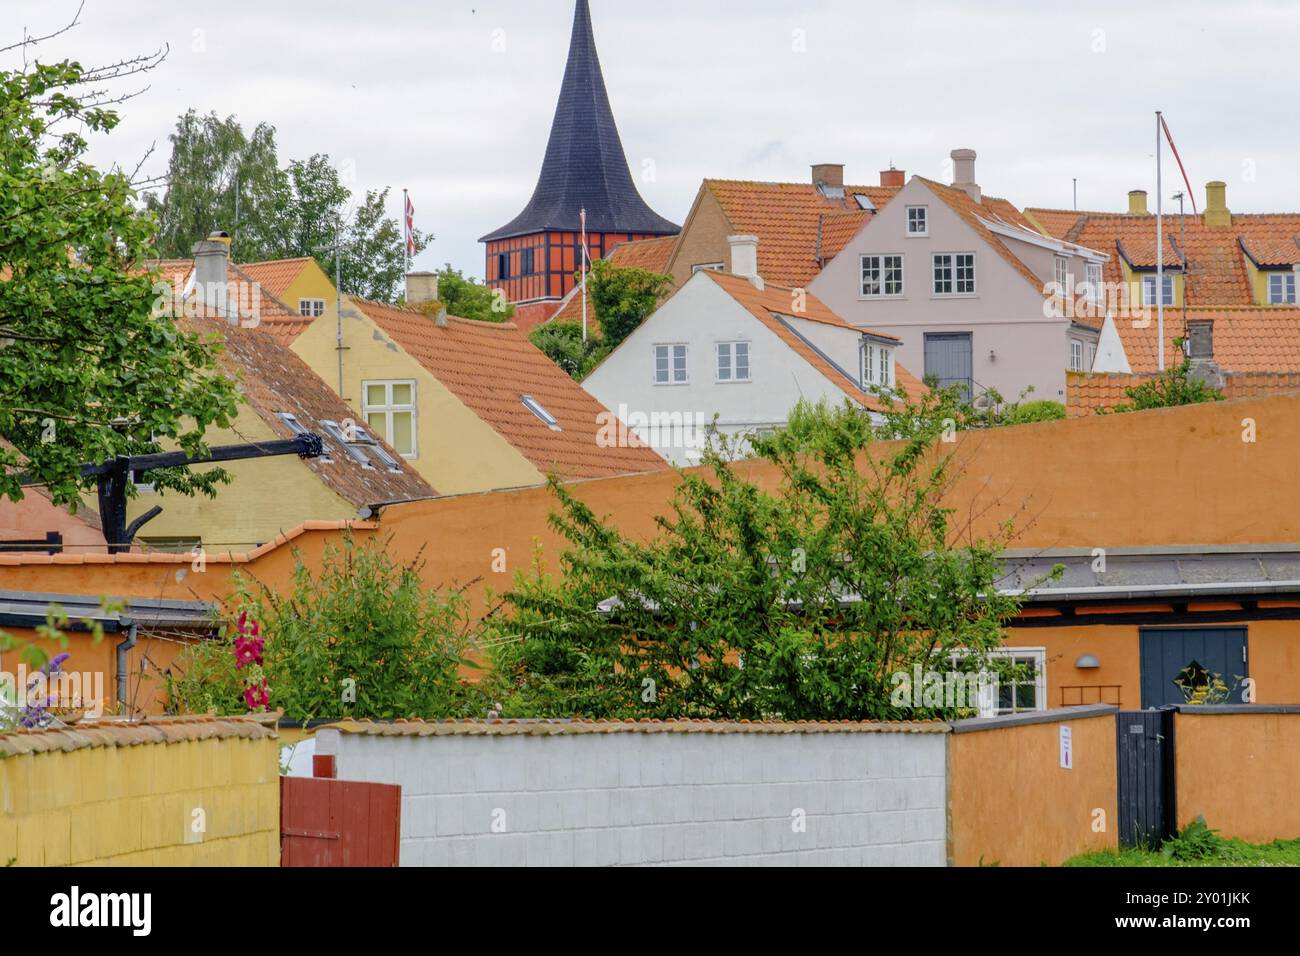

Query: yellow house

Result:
[288,277,666,495]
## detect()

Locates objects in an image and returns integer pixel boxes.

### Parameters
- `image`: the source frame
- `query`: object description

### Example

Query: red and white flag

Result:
[404,192,417,258]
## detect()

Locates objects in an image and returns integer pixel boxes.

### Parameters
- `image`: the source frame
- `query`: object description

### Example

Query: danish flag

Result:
[404,192,417,257]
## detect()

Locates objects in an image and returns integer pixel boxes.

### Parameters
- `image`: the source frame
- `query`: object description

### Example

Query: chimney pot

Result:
[192,232,232,311]
[727,235,763,290]
[880,168,906,188]
[406,271,440,307]
[1185,319,1225,388]
[950,149,980,202]
[1128,190,1149,216]
[1205,181,1231,227]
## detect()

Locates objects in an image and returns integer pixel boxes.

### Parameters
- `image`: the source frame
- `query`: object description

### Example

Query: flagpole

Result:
[403,188,411,276]
[1156,112,1165,372]
[580,207,588,344]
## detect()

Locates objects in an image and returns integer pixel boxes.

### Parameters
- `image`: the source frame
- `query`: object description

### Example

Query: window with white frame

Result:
[715,341,750,382]
[654,344,688,385]
[299,298,326,317]
[862,342,894,388]
[1085,262,1103,305]
[1054,256,1070,296]
[362,380,417,458]
[861,254,904,297]
[933,253,975,295]
[1268,272,1296,305]
[1069,339,1083,372]
[1141,273,1175,306]
[990,648,1046,714]
[692,262,724,274]
[906,206,928,236]
[1086,342,1097,371]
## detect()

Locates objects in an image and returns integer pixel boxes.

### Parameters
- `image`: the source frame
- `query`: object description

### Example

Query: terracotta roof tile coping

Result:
[0,520,378,566]
[320,717,950,736]
[0,714,277,756]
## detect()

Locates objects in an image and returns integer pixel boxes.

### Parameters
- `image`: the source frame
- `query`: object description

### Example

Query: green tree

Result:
[489,396,1036,721]
[588,258,673,348]
[0,60,241,509]
[1105,341,1225,413]
[164,535,484,723]
[432,264,514,322]
[529,320,607,380]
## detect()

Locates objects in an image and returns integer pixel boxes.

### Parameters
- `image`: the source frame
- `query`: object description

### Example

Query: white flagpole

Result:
[580,208,589,344]
[1156,112,1165,372]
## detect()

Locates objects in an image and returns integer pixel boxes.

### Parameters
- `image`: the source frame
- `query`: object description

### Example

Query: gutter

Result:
[115,621,137,712]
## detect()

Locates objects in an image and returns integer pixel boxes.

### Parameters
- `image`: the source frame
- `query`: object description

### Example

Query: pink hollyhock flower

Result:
[233,633,265,669]
[243,681,270,711]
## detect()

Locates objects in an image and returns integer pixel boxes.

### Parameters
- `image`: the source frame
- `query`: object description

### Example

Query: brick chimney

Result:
[1128,190,1149,215]
[1205,181,1232,228]
[728,235,763,290]
[950,149,980,202]
[1185,319,1225,389]
[406,271,440,306]
[811,163,844,189]
[880,167,906,188]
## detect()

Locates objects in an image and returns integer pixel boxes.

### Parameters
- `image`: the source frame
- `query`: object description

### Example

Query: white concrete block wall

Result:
[323,726,948,867]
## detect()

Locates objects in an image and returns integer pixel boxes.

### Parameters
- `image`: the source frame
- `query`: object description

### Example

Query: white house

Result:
[582,237,925,466]
[809,151,1109,405]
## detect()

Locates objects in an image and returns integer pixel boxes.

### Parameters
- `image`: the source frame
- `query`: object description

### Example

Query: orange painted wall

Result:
[1,492,106,553]
[1174,711,1300,842]
[948,710,1118,866]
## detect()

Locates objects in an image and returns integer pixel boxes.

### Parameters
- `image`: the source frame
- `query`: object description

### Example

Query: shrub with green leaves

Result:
[165,535,483,722]
[488,395,1033,721]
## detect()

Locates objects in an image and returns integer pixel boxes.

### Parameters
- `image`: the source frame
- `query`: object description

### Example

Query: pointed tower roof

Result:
[480,0,678,242]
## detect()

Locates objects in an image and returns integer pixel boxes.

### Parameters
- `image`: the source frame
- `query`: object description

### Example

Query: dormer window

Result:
[299,299,326,317]
[1085,262,1103,305]
[906,206,928,236]
[1269,272,1296,305]
[1142,274,1175,306]
[1054,257,1070,296]
[862,342,894,388]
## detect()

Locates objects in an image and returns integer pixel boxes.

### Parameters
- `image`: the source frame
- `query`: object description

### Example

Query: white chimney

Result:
[728,235,763,290]
[192,231,231,315]
[950,148,980,203]
[406,271,440,306]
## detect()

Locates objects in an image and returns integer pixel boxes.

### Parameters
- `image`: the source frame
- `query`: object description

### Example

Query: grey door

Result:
[1139,627,1248,709]
[924,332,973,399]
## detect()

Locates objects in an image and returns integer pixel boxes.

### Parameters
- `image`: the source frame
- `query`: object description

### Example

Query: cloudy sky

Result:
[8,0,1300,278]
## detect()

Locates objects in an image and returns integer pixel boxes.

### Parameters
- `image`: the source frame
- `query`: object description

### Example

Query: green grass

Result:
[1067,817,1300,867]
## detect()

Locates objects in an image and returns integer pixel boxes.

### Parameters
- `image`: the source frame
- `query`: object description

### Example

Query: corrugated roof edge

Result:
[317,718,950,736]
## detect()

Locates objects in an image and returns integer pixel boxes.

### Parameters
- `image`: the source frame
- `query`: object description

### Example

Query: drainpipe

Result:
[115,622,137,712]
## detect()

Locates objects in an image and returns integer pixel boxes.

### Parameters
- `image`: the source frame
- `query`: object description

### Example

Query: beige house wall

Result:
[665,189,734,287]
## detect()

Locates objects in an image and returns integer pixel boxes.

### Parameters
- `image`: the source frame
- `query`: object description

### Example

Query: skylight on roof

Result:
[853,194,876,211]
[522,395,561,431]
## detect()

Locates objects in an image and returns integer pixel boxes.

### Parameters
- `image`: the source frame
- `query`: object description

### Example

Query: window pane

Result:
[735,343,749,379]
[391,383,413,406]
[366,411,387,435]
[673,345,687,381]
[366,384,387,408]
[391,412,414,456]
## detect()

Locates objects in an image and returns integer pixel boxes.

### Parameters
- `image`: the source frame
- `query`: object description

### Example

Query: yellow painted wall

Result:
[0,733,280,866]
[290,297,544,495]
[277,259,337,319]
[115,409,355,553]
[1243,256,1295,306]
[666,189,734,288]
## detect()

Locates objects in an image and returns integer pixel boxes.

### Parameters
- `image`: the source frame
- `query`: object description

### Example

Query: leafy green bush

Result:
[528,321,609,381]
[1161,817,1243,863]
[165,534,484,722]
[1006,400,1066,425]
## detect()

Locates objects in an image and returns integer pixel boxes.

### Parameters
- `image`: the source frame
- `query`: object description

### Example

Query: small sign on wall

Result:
[1060,725,1073,770]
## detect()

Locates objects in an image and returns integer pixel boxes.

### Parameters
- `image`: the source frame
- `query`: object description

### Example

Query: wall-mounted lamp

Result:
[1075,654,1100,669]
[988,349,997,363]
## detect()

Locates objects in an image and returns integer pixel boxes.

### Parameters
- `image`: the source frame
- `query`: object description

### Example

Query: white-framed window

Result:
[989,648,1047,715]
[715,341,751,383]
[933,253,976,295]
[861,254,904,297]
[1069,339,1083,372]
[692,262,724,274]
[299,298,326,317]
[1054,256,1070,296]
[1086,342,1097,371]
[906,206,928,236]
[654,344,688,385]
[1141,274,1175,306]
[862,343,894,388]
[1085,262,1103,305]
[1268,272,1296,305]
[362,380,417,459]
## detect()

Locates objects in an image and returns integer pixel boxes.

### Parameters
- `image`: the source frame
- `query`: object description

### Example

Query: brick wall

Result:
[0,716,281,866]
[319,721,949,867]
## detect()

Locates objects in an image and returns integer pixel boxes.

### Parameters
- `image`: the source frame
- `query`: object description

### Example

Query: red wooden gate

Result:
[280,776,402,867]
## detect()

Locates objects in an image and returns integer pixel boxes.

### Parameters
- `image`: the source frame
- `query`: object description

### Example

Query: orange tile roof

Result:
[1022,208,1087,240]
[1112,305,1300,375]
[703,179,900,287]
[351,300,668,481]
[1067,368,1300,416]
[1036,211,1300,307]
[229,263,314,343]
[183,312,437,506]
[0,714,277,756]
[703,272,926,413]
[237,257,315,299]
